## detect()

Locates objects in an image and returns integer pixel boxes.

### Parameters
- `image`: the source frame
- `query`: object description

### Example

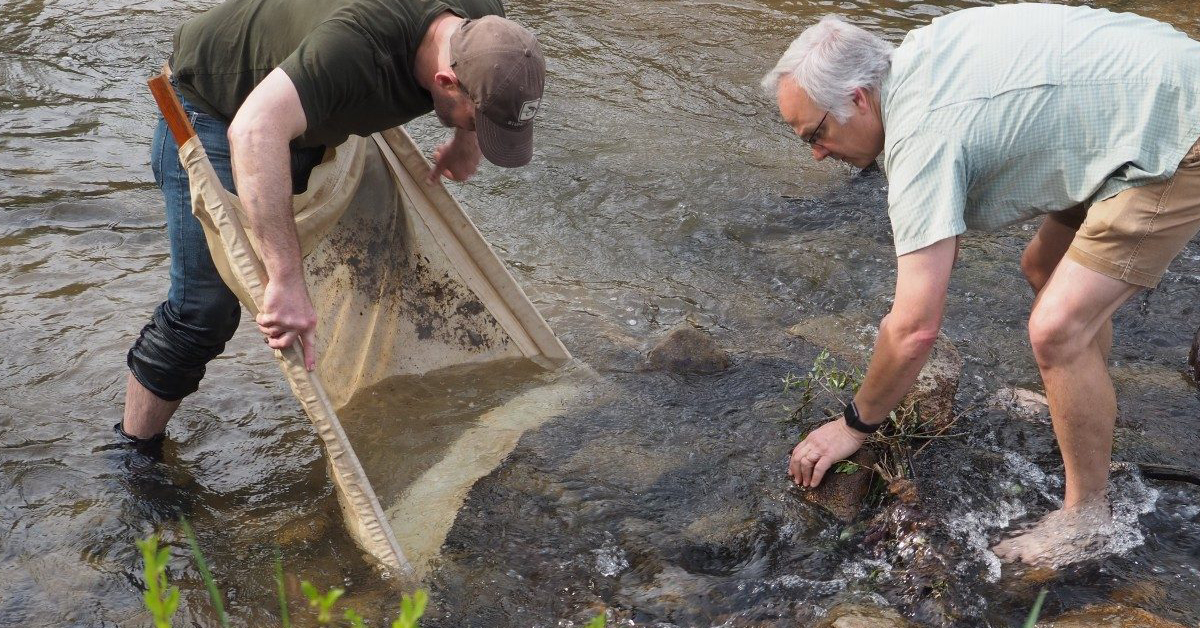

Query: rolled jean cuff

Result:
[127,302,233,401]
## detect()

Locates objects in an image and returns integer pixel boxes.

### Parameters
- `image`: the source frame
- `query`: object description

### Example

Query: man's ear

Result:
[851,87,870,110]
[433,70,459,91]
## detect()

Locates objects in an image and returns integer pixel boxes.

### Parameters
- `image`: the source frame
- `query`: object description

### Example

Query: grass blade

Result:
[1023,588,1048,628]
[275,548,291,628]
[180,518,230,627]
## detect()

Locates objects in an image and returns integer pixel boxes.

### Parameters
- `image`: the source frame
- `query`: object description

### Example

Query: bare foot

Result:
[992,500,1113,568]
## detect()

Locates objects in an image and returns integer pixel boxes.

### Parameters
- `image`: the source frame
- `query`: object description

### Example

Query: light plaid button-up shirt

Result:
[880,3,1200,256]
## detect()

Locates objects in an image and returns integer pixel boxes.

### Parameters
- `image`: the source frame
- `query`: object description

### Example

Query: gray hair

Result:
[762,15,894,122]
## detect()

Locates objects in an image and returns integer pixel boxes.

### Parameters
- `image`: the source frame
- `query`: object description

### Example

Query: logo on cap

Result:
[518,99,541,122]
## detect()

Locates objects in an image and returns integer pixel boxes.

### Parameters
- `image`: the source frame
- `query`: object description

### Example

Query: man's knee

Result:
[127,301,240,400]
[1028,306,1089,367]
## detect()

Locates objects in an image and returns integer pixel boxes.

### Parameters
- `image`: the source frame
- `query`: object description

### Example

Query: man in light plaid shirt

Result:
[765,4,1200,567]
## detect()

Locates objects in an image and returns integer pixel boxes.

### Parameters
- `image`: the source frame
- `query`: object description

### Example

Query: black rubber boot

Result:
[113,421,167,459]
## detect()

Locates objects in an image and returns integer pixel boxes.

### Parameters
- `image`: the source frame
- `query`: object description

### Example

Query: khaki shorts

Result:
[1049,136,1200,288]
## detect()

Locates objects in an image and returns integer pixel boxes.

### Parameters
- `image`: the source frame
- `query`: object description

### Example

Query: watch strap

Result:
[843,400,883,434]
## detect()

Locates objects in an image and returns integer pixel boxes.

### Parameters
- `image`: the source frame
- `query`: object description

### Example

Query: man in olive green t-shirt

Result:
[119,0,547,447]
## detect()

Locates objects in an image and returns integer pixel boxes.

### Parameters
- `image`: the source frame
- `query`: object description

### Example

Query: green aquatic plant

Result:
[136,535,179,628]
[301,580,345,624]
[131,531,616,627]
[782,348,965,483]
[781,350,864,419]
[832,460,861,474]
[344,608,367,627]
[180,518,229,627]
[1023,588,1048,628]
[391,590,428,628]
[275,549,291,628]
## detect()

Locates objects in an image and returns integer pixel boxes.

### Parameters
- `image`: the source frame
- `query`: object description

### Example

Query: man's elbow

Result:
[226,118,266,152]
[880,313,940,360]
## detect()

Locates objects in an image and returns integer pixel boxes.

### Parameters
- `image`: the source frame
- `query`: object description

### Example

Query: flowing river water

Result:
[3,0,1200,626]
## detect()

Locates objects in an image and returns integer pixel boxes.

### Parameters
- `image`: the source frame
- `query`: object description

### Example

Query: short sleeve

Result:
[884,133,969,256]
[278,19,381,135]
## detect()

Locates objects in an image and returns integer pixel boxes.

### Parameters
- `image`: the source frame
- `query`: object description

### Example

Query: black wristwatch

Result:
[843,400,883,434]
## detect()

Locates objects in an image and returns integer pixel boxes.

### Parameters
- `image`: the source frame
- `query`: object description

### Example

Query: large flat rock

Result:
[1037,604,1188,628]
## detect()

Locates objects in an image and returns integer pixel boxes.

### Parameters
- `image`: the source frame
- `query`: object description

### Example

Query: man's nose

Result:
[812,145,830,161]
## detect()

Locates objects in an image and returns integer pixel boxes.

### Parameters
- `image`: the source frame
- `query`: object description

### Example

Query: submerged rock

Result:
[993,387,1049,420]
[802,449,878,522]
[682,505,757,547]
[273,511,331,547]
[899,334,962,433]
[646,322,730,374]
[812,603,916,628]
[786,313,878,363]
[1109,580,1168,607]
[1037,604,1187,628]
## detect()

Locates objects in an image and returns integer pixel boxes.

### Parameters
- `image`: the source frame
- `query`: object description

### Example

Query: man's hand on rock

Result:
[429,129,482,182]
[256,277,318,371]
[789,417,869,488]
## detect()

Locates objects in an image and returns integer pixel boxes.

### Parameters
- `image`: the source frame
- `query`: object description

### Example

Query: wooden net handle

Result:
[147,74,197,148]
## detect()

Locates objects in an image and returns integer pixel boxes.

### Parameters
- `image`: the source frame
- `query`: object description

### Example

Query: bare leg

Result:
[122,373,180,439]
[993,258,1138,566]
[1021,217,1112,361]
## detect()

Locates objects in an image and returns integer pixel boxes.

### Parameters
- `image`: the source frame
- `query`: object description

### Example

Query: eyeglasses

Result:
[803,110,829,146]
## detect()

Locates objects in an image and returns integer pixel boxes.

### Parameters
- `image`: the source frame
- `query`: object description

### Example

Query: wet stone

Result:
[1109,580,1168,607]
[682,504,756,547]
[561,436,683,491]
[273,510,331,547]
[993,387,1049,421]
[802,449,877,522]
[900,334,962,433]
[811,603,916,628]
[785,313,877,363]
[646,322,730,374]
[1037,604,1188,628]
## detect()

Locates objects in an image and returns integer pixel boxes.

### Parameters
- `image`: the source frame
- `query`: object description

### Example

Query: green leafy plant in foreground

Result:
[136,535,180,628]
[391,590,428,628]
[139,531,613,627]
[301,580,345,624]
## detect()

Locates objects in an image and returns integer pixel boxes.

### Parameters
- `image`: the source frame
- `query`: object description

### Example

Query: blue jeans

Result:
[127,86,323,401]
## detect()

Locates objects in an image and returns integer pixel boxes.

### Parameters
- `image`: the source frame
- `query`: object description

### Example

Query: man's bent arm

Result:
[854,236,957,423]
[226,68,317,369]
[790,236,957,487]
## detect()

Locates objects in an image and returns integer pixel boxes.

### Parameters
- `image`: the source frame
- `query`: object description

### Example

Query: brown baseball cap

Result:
[450,16,545,168]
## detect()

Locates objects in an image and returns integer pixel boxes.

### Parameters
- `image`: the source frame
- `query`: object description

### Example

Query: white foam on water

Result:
[940,452,1161,579]
[759,573,847,596]
[593,539,629,577]
[1100,463,1160,558]
[939,449,1057,580]
[841,557,893,582]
